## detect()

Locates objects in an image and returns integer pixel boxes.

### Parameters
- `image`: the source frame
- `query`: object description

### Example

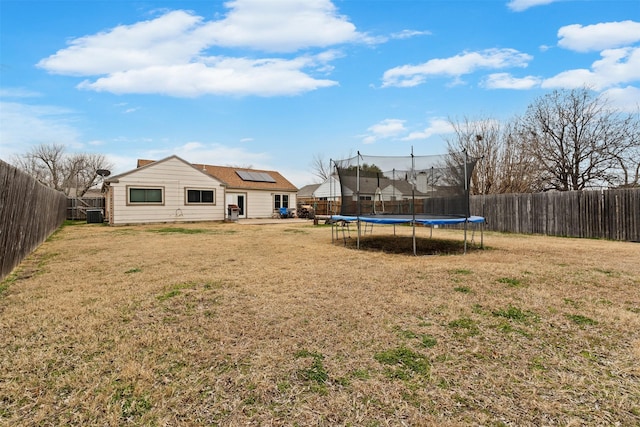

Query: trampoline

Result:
[329,150,485,255]
[330,214,485,226]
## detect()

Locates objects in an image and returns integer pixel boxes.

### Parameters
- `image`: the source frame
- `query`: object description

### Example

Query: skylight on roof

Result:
[236,170,276,183]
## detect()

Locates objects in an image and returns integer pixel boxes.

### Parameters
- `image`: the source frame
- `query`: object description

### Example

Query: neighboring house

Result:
[103,155,298,225]
[313,176,342,201]
[310,174,430,202]
[297,183,321,203]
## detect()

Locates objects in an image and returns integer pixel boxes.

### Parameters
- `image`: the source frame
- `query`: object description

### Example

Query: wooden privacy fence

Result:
[471,189,640,242]
[298,200,341,216]
[0,160,68,280]
[67,197,105,220]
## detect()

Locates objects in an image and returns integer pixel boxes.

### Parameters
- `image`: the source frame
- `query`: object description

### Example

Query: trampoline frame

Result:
[329,149,486,255]
[330,214,485,255]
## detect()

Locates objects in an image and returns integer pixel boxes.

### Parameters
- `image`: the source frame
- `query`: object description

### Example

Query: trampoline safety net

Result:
[332,151,478,219]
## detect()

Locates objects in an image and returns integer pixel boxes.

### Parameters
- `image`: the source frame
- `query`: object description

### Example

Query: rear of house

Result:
[197,164,298,220]
[104,156,226,225]
[103,155,298,225]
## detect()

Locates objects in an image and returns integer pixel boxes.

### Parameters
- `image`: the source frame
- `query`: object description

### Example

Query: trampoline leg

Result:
[464,221,468,254]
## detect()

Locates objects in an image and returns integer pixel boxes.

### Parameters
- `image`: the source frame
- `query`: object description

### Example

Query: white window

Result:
[274,194,289,209]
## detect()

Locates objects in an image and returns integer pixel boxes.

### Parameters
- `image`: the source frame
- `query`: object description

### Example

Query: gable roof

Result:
[106,155,220,184]
[298,183,321,198]
[137,159,298,192]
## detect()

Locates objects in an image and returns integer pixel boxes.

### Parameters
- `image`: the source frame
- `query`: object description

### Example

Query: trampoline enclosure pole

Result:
[357,152,361,249]
[464,150,468,255]
[411,148,416,256]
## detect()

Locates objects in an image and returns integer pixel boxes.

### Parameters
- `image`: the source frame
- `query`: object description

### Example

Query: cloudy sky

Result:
[1,0,639,187]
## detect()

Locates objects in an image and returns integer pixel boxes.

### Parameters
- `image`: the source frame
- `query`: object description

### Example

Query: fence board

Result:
[67,197,105,220]
[0,160,68,280]
[470,189,640,242]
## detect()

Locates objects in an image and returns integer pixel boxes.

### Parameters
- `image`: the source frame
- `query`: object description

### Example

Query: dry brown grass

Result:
[1,220,639,426]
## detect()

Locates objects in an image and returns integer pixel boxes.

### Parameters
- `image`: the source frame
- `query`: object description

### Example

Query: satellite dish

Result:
[97,169,111,177]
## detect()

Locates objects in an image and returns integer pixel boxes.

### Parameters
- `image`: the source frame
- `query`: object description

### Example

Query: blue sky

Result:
[1,0,639,187]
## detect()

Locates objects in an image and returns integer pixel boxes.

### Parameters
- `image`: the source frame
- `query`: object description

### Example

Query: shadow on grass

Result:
[343,235,483,256]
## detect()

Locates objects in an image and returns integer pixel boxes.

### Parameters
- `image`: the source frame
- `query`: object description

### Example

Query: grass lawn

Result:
[1,220,639,426]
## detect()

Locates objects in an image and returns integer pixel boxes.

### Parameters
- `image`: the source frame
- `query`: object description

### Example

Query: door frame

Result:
[226,192,247,219]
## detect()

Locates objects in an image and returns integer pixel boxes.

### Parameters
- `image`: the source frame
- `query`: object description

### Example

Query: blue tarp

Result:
[331,215,485,225]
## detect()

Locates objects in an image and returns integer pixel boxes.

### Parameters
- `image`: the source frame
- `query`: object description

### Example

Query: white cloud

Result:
[198,0,365,53]
[146,142,272,168]
[112,140,310,187]
[390,29,431,40]
[0,87,42,98]
[542,47,640,90]
[361,119,407,144]
[601,86,640,113]
[0,102,82,158]
[558,21,640,52]
[38,11,205,76]
[506,0,558,12]
[403,118,454,141]
[182,142,206,151]
[381,48,532,88]
[36,0,365,97]
[483,72,541,89]
[77,56,337,97]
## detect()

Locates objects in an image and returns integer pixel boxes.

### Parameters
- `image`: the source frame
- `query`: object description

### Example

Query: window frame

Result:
[185,188,216,205]
[127,186,165,205]
[274,194,290,209]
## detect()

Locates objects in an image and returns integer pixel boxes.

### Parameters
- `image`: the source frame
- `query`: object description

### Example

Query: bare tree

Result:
[516,88,639,191]
[445,117,539,194]
[70,152,113,196]
[13,144,114,196]
[311,153,332,182]
[14,143,66,191]
[609,109,640,187]
[612,145,640,187]
[497,120,544,193]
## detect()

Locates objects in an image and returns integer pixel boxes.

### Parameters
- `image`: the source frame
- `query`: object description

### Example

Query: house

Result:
[189,162,298,220]
[297,183,321,202]
[308,174,431,202]
[103,155,298,225]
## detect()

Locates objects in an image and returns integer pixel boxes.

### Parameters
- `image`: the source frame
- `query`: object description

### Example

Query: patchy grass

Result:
[497,277,522,287]
[1,222,639,425]
[492,305,538,323]
[295,351,329,383]
[566,313,599,326]
[0,272,18,297]
[374,346,430,380]
[448,317,480,337]
[147,227,237,235]
[148,227,208,234]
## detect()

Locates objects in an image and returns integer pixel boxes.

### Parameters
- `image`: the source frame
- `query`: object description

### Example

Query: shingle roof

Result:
[298,183,321,197]
[107,156,214,183]
[137,159,298,192]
